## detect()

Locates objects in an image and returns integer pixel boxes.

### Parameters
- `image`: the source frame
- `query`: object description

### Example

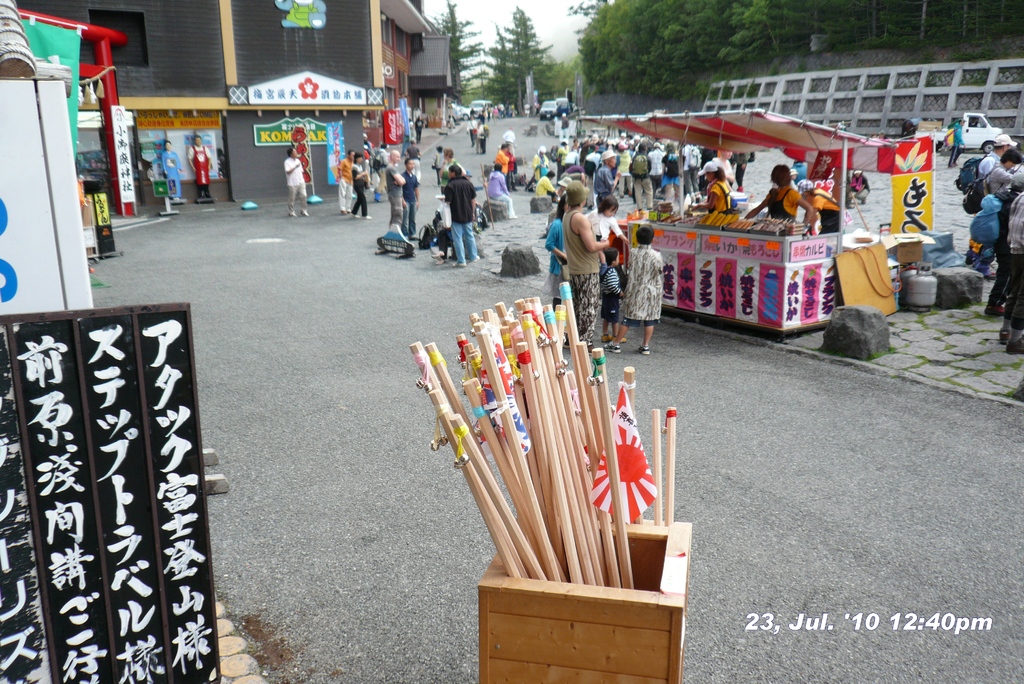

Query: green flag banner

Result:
[22,19,82,152]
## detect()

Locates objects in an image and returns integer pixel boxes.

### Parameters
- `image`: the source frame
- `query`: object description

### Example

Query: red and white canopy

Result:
[580,109,900,173]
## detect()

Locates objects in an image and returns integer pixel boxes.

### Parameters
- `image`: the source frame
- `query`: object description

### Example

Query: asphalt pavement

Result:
[93,119,1024,683]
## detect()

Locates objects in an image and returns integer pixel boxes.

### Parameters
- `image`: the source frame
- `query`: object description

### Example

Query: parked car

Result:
[469,100,493,116]
[555,97,573,118]
[932,113,1004,153]
[539,100,558,120]
[451,104,471,121]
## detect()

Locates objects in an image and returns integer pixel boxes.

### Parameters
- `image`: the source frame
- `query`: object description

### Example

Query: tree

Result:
[485,7,553,108]
[433,0,482,93]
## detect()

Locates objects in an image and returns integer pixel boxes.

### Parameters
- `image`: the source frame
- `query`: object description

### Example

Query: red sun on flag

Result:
[590,385,658,520]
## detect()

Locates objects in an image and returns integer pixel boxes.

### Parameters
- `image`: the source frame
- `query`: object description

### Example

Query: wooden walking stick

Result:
[590,348,634,590]
[652,409,663,527]
[665,407,677,525]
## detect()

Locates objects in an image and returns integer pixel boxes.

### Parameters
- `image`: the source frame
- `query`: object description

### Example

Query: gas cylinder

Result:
[905,263,937,311]
[897,265,916,309]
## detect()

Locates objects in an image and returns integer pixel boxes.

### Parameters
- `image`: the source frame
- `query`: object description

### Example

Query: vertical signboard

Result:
[326,123,344,187]
[290,126,313,186]
[111,107,137,208]
[0,305,218,683]
[890,136,933,233]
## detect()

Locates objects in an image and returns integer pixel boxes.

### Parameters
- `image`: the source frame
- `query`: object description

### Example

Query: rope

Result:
[413,350,432,390]
[428,349,446,367]
[591,354,605,379]
[559,282,573,301]
[430,406,449,451]
[517,350,531,366]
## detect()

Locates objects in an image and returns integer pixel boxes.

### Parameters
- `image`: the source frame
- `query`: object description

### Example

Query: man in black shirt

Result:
[442,165,479,266]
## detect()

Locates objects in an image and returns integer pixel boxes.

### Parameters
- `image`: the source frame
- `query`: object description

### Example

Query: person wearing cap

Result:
[1001,173,1024,352]
[533,146,550,182]
[594,150,620,205]
[979,134,1018,179]
[744,164,818,225]
[986,172,1024,319]
[798,180,841,234]
[487,163,517,219]
[563,180,613,346]
[691,160,733,213]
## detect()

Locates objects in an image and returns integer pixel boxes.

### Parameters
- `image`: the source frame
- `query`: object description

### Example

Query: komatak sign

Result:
[890,137,934,233]
[253,117,329,146]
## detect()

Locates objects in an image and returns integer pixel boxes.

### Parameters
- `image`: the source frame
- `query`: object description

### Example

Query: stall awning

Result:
[581,109,898,172]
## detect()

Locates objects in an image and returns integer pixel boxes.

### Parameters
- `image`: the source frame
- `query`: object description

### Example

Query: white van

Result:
[469,100,493,115]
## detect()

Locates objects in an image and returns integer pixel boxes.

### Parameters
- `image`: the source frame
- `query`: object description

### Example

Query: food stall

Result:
[583,110,900,334]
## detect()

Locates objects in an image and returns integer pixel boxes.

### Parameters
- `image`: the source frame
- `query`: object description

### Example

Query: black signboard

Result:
[0,305,218,684]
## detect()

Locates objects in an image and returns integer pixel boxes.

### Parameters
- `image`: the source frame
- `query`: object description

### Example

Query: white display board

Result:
[111,105,136,205]
[0,80,93,315]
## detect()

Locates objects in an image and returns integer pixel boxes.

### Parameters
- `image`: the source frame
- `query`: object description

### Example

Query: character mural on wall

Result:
[275,0,327,28]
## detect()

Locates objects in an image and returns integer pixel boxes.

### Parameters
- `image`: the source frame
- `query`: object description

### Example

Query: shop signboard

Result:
[111,106,137,206]
[247,71,367,106]
[136,111,222,130]
[0,304,219,683]
[91,192,117,256]
[890,136,933,233]
[253,117,328,146]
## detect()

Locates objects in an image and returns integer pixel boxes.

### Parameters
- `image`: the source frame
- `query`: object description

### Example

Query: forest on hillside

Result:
[579,0,1024,99]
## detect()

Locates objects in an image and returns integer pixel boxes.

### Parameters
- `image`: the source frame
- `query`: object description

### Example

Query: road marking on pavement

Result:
[112,217,169,232]
[246,238,288,244]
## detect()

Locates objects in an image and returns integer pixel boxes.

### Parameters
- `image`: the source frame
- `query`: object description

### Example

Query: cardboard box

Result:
[478,523,691,683]
[882,233,934,264]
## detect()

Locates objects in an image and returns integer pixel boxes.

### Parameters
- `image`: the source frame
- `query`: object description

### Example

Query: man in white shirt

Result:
[648,143,665,197]
[285,147,308,217]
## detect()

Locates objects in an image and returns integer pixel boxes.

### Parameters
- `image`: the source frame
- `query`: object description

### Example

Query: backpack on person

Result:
[969,193,1002,246]
[664,155,679,178]
[630,153,649,178]
[584,157,598,176]
[962,177,987,215]
[955,157,983,193]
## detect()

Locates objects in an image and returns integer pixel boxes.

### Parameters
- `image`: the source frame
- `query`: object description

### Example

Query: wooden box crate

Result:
[479,522,692,683]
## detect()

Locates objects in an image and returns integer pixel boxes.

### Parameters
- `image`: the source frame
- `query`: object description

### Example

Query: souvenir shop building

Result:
[22,0,444,208]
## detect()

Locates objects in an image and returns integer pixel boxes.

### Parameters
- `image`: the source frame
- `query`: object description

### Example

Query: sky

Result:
[422,0,590,62]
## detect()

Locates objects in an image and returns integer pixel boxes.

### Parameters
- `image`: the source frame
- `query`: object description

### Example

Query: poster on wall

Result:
[399,99,410,144]
[326,122,344,186]
[383,109,404,146]
[890,136,933,233]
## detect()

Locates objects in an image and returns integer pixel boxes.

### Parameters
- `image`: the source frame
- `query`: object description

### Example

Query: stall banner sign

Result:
[254,118,328,147]
[291,126,313,184]
[326,123,344,186]
[701,233,784,263]
[715,258,738,318]
[807,151,839,181]
[651,229,697,253]
[735,260,760,323]
[111,106,137,205]
[757,264,786,327]
[247,71,366,106]
[382,110,404,146]
[675,252,697,312]
[398,99,410,143]
[660,251,678,307]
[136,111,222,130]
[890,137,933,233]
[0,304,219,683]
[788,235,835,263]
[695,258,717,315]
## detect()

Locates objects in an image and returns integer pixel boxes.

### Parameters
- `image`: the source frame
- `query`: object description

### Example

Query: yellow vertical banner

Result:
[890,137,933,233]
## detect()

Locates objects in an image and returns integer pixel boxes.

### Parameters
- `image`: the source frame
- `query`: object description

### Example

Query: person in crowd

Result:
[986,173,1024,318]
[533,146,551,182]
[564,180,612,345]
[631,143,653,210]
[744,164,817,225]
[478,120,489,155]
[544,195,569,307]
[971,135,1019,276]
[848,170,870,205]
[587,195,622,246]
[594,150,619,205]
[986,148,1023,196]
[692,160,733,213]
[503,128,516,145]
[600,247,624,343]
[685,144,702,201]
[405,141,422,181]
[487,164,517,219]
[717,150,736,186]
[1002,174,1024,353]
[648,143,665,197]
[733,151,749,191]
[536,169,557,198]
[792,160,808,183]
[385,149,406,230]
[797,180,841,234]
[584,145,602,200]
[442,165,479,267]
[414,114,425,144]
[610,224,664,356]
[947,119,964,168]
[556,141,569,177]
[616,142,633,200]
[350,151,370,219]
[401,157,420,239]
[431,145,444,185]
[565,140,581,169]
[334,149,354,215]
[663,143,682,208]
[469,118,478,150]
[284,147,308,217]
[439,148,457,188]
[495,143,513,192]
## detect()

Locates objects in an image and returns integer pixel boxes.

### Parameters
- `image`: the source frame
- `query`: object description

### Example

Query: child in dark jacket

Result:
[600,247,624,342]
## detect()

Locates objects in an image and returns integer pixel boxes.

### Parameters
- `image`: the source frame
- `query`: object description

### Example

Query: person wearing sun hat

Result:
[691,160,733,213]
[563,180,612,346]
[594,150,619,205]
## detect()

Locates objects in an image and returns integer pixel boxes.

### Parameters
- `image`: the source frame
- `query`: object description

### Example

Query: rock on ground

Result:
[933,267,984,309]
[1015,377,1024,402]
[821,305,890,359]
[530,196,553,214]
[483,200,508,222]
[500,244,541,277]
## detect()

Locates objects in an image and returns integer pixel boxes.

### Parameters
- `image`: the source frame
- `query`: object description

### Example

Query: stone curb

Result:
[215,601,269,684]
[658,315,1024,410]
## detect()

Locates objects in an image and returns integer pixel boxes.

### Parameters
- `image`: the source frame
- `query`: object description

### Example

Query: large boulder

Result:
[820,305,890,360]
[500,244,541,277]
[531,196,553,214]
[1014,377,1024,403]
[933,267,984,309]
[483,200,509,222]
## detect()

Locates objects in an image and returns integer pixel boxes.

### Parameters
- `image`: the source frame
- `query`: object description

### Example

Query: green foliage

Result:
[579,0,1024,98]
[485,8,555,105]
[433,0,483,91]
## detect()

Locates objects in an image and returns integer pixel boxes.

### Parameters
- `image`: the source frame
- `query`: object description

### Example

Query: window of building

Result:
[382,17,392,46]
[89,10,149,67]
[400,71,408,97]
[395,27,407,55]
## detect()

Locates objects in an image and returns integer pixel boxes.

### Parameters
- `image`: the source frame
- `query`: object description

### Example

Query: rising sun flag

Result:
[591,384,657,520]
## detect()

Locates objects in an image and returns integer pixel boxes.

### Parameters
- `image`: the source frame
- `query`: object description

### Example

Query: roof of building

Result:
[410,34,451,86]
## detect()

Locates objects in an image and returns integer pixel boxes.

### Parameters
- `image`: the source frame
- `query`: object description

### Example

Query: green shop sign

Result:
[253,117,329,146]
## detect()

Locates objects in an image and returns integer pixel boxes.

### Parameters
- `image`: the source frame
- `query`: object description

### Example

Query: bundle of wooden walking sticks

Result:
[410,282,679,589]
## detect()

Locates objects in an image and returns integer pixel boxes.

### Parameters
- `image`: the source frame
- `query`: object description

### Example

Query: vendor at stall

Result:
[744,164,818,225]
[690,160,732,213]
[798,180,841,234]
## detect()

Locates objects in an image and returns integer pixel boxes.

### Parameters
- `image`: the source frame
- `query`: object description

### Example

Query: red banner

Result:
[807,150,839,181]
[290,126,312,184]
[383,109,404,146]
